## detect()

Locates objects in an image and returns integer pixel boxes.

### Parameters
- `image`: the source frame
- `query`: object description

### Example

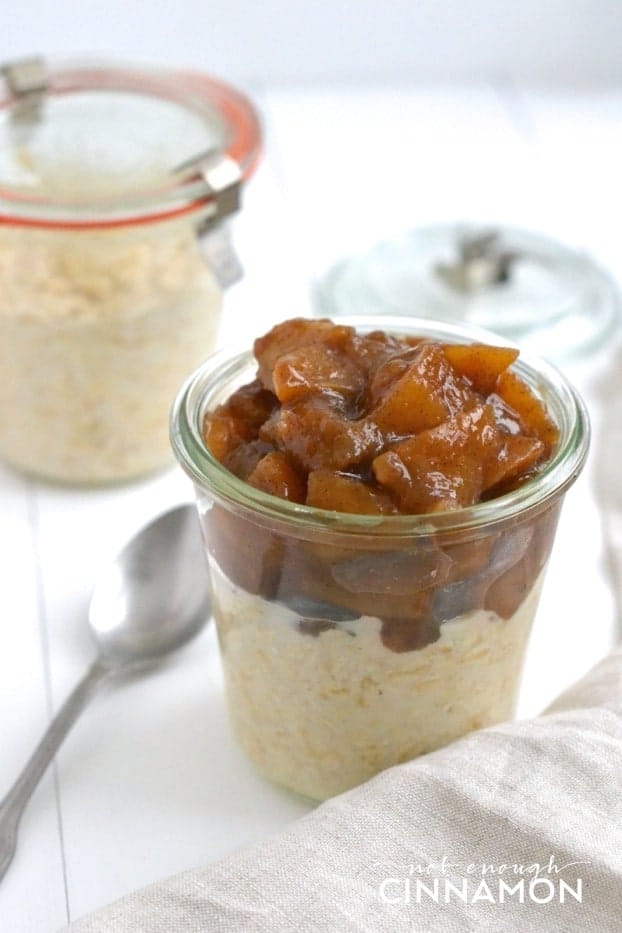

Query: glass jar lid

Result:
[0,57,261,228]
[312,224,621,362]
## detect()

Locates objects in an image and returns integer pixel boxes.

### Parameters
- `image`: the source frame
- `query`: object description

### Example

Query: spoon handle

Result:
[0,659,110,883]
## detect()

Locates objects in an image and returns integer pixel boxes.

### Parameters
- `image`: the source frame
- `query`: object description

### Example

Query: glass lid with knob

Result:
[312,224,621,362]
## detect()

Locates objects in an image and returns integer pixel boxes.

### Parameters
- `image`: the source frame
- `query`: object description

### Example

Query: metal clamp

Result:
[171,148,244,288]
[436,229,518,293]
[1,56,48,122]
[172,148,242,225]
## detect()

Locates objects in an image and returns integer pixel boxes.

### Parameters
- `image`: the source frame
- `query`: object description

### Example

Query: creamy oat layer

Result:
[0,223,221,481]
[211,563,545,801]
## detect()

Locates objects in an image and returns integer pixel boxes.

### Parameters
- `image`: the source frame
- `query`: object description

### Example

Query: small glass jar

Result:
[171,316,589,800]
[0,58,261,483]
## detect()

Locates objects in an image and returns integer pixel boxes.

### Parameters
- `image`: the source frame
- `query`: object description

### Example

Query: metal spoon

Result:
[0,503,210,882]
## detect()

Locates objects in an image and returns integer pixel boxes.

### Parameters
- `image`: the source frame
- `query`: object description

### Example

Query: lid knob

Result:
[435,229,517,293]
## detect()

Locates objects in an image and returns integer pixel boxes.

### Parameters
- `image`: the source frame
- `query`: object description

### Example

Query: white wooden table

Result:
[1,82,619,931]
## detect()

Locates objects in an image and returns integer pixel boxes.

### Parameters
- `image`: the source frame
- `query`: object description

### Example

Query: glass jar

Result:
[171,316,589,800]
[0,58,261,483]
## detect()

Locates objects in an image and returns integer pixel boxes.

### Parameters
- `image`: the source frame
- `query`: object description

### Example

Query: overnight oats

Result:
[0,221,222,481]
[171,316,589,800]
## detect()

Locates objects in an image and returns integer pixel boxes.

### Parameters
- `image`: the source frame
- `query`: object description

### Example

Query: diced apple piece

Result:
[483,434,545,492]
[485,525,533,581]
[386,404,502,472]
[254,318,354,391]
[487,392,522,435]
[373,405,501,513]
[484,558,531,619]
[247,450,307,502]
[374,449,483,513]
[495,370,558,452]
[226,379,278,431]
[369,347,421,406]
[442,535,496,582]
[343,331,406,379]
[443,343,519,395]
[207,506,284,598]
[380,616,442,652]
[268,402,384,471]
[223,439,275,480]
[281,557,436,624]
[369,343,476,436]
[202,410,250,462]
[272,344,364,407]
[307,469,396,515]
[331,548,451,595]
[203,381,276,464]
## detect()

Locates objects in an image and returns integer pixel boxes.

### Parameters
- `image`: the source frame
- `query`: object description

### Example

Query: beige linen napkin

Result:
[66,647,622,933]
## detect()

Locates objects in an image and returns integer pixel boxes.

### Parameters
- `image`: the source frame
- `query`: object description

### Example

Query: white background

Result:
[2,0,622,85]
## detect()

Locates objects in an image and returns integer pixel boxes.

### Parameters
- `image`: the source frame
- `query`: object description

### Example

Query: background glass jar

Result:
[171,316,589,800]
[0,59,261,483]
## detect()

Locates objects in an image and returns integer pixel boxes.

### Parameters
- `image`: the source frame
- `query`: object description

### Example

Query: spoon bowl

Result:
[89,504,210,667]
